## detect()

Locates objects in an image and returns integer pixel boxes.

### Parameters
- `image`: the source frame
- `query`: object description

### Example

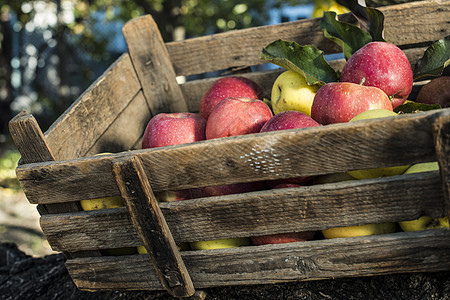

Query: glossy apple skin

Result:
[311,82,393,125]
[199,76,262,120]
[250,183,316,245]
[142,112,206,149]
[322,222,396,239]
[206,97,273,139]
[340,42,413,108]
[261,111,320,186]
[416,76,450,108]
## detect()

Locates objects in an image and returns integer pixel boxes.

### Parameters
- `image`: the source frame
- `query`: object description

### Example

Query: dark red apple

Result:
[200,76,262,120]
[416,76,450,108]
[340,42,413,108]
[142,112,206,201]
[311,82,393,125]
[206,97,273,139]
[250,183,316,245]
[142,112,206,148]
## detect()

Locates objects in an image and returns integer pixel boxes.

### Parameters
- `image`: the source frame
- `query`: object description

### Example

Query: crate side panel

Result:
[44,54,141,161]
[17,109,446,204]
[40,171,445,252]
[166,0,450,77]
[65,229,450,291]
[85,91,150,155]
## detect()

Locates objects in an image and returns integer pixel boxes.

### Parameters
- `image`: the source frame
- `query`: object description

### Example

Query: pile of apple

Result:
[80,5,449,254]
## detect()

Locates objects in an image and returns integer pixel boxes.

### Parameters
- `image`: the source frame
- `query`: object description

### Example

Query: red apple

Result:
[142,112,206,201]
[311,82,393,125]
[206,97,273,139]
[250,183,316,245]
[340,42,413,108]
[202,181,267,197]
[416,76,450,108]
[200,76,262,120]
[261,111,320,186]
[142,112,206,148]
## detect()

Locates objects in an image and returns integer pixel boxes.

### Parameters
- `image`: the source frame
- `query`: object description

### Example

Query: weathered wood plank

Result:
[44,53,141,161]
[40,171,445,252]
[123,14,188,115]
[433,112,450,218]
[65,229,450,291]
[165,0,450,76]
[113,156,195,298]
[17,109,448,205]
[85,91,150,155]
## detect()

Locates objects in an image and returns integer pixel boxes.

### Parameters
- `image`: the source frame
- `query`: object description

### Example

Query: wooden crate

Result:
[9,0,450,298]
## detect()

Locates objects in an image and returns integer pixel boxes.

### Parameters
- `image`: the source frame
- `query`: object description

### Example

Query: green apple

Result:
[322,222,396,239]
[347,109,410,179]
[80,196,124,211]
[271,70,320,116]
[190,237,251,250]
[398,161,449,232]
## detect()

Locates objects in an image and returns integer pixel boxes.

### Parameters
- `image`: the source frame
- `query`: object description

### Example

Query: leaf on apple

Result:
[260,39,339,86]
[394,101,442,114]
[320,11,372,60]
[335,0,385,42]
[413,35,450,81]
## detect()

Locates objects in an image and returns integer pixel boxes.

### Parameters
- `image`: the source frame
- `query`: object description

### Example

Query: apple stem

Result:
[359,78,366,85]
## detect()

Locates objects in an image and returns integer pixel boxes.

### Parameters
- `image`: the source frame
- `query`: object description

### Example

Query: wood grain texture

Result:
[65,229,450,291]
[85,91,150,155]
[433,112,450,218]
[40,171,445,252]
[123,15,188,115]
[113,156,195,298]
[17,109,449,205]
[44,53,141,161]
[165,0,450,76]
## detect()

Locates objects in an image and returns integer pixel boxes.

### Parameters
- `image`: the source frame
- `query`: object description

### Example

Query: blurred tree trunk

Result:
[0,11,13,137]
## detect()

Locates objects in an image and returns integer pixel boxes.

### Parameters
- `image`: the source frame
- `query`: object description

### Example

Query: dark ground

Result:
[1,242,449,300]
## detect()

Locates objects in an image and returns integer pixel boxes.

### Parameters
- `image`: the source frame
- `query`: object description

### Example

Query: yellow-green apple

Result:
[137,242,190,254]
[346,109,409,179]
[311,82,393,125]
[270,70,320,116]
[398,161,449,232]
[340,42,413,109]
[205,97,273,139]
[190,237,251,250]
[416,76,450,108]
[322,222,396,239]
[250,183,316,245]
[260,111,320,186]
[199,76,262,120]
[80,196,124,211]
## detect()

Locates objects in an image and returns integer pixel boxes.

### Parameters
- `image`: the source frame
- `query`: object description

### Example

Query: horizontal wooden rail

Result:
[165,0,450,76]
[65,229,450,291]
[18,109,449,205]
[40,171,445,252]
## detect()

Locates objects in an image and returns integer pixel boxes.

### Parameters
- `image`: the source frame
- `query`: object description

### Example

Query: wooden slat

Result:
[44,53,141,161]
[40,171,445,252]
[433,112,450,218]
[165,0,450,76]
[65,229,450,291]
[17,109,449,205]
[123,15,188,115]
[8,111,102,258]
[85,91,150,154]
[113,156,195,298]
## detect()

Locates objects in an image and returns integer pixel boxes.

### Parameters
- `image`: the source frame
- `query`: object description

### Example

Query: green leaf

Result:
[320,11,373,60]
[336,0,385,42]
[413,36,450,81]
[260,39,339,85]
[394,102,442,114]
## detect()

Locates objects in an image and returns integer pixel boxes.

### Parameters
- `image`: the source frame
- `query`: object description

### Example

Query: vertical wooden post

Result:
[112,155,195,298]
[8,111,102,258]
[123,14,189,115]
[433,111,450,219]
